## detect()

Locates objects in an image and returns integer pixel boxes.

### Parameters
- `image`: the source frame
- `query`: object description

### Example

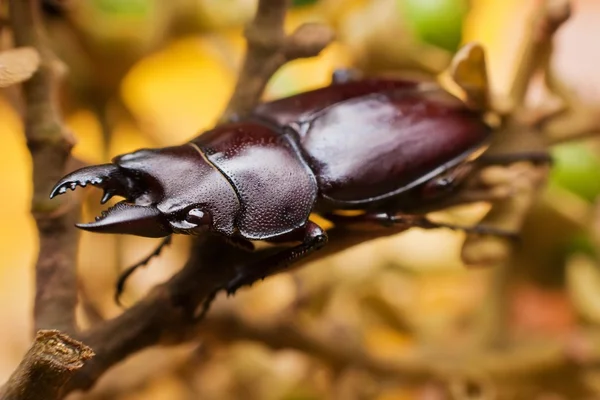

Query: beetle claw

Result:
[49,163,128,201]
[50,175,105,198]
[77,201,170,237]
[101,190,115,204]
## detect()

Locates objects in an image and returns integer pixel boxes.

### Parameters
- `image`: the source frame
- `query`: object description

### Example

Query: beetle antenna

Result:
[115,235,173,306]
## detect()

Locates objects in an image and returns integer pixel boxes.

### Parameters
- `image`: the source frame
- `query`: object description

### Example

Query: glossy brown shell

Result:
[254,82,491,207]
[191,79,491,239]
[253,79,418,127]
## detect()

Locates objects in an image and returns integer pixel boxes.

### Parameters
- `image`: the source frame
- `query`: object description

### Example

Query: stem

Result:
[9,0,80,334]
[220,0,334,121]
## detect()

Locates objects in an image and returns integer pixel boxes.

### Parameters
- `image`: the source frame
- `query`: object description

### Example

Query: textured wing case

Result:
[295,88,492,205]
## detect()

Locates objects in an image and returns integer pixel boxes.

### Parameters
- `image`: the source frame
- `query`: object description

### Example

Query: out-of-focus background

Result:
[2,0,600,398]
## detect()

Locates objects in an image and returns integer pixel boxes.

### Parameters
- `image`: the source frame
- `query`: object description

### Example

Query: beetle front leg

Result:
[225,221,328,295]
[325,212,519,241]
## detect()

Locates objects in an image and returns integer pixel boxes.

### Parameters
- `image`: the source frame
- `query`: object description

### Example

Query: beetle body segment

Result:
[252,78,419,126]
[294,87,491,207]
[193,122,318,240]
[51,78,492,244]
[114,145,241,236]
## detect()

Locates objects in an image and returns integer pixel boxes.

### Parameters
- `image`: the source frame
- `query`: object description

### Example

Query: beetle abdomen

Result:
[298,87,491,206]
[253,79,418,127]
[193,122,318,240]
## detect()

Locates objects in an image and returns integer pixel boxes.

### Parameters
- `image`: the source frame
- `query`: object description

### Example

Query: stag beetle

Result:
[50,74,541,298]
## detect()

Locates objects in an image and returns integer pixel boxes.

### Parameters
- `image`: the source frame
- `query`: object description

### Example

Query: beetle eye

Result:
[185,208,211,226]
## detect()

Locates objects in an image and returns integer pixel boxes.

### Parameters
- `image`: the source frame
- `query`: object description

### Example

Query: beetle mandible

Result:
[50,75,531,296]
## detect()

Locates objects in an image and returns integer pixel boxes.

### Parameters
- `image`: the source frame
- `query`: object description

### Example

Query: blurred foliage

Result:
[2,0,600,399]
[550,142,600,203]
[292,0,319,7]
[398,0,470,52]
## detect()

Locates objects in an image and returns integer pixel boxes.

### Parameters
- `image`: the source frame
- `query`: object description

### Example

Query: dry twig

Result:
[507,0,571,110]
[0,330,94,400]
[65,224,414,393]
[9,0,80,334]
[220,0,334,122]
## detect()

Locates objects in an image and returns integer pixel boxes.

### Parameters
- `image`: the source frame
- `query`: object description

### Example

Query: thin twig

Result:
[544,109,600,145]
[507,0,571,109]
[9,0,80,334]
[0,330,94,400]
[220,0,334,122]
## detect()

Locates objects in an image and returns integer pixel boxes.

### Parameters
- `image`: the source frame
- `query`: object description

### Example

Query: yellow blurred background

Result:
[1,0,600,398]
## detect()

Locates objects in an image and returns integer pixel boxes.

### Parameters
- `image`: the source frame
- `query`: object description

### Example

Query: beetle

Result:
[50,74,535,297]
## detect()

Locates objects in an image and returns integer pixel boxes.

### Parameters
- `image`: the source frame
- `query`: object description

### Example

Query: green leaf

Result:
[564,234,598,260]
[292,0,319,7]
[398,0,470,52]
[550,142,600,203]
[92,0,152,16]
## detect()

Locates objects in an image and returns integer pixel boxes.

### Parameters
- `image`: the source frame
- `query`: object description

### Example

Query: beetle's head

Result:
[50,145,239,238]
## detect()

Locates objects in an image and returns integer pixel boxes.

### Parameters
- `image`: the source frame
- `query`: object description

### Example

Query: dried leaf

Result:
[448,42,490,111]
[0,47,41,87]
[461,162,549,266]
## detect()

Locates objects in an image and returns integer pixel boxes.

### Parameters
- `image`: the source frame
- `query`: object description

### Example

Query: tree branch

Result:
[544,107,600,145]
[0,330,94,400]
[65,224,413,393]
[507,0,571,109]
[220,0,334,122]
[9,0,80,334]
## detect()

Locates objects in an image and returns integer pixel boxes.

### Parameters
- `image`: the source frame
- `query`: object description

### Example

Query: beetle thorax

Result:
[126,145,241,236]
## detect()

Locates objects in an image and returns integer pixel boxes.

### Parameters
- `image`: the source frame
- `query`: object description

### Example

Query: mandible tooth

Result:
[100,190,115,204]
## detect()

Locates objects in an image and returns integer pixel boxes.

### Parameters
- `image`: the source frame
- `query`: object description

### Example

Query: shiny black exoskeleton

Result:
[51,76,497,294]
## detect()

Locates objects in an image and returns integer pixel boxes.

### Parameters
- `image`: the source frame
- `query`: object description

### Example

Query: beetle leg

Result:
[225,221,328,295]
[477,151,553,166]
[325,212,519,241]
[399,215,520,241]
[114,235,173,305]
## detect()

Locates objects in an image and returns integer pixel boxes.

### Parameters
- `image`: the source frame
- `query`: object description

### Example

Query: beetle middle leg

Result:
[225,221,328,295]
[325,212,519,241]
